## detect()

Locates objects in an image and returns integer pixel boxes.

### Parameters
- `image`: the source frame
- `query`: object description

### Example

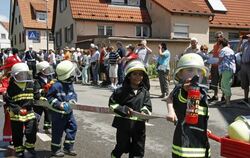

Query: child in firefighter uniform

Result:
[0,55,20,143]
[46,60,80,157]
[109,60,152,158]
[5,62,37,157]
[33,61,54,133]
[166,53,210,158]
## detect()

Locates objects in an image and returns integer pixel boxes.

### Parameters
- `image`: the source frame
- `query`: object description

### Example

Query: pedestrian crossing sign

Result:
[28,31,40,40]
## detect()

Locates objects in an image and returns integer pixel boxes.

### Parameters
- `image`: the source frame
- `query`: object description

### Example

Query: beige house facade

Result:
[53,0,213,60]
[10,0,55,52]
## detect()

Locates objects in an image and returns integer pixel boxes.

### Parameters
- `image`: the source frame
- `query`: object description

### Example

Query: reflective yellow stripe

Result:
[47,99,67,114]
[111,153,116,158]
[141,106,152,115]
[10,112,36,122]
[172,145,210,157]
[109,103,119,111]
[15,146,25,152]
[51,143,61,147]
[178,89,187,103]
[12,93,33,99]
[64,140,75,144]
[198,106,209,116]
[40,97,47,101]
[13,97,34,102]
[25,142,35,149]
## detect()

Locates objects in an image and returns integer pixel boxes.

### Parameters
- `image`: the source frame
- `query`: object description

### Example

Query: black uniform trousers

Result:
[27,61,36,78]
[112,121,146,158]
[33,106,51,130]
[11,118,37,153]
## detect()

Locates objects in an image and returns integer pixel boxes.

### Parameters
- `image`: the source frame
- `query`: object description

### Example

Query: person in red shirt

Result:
[209,31,224,102]
[120,44,138,65]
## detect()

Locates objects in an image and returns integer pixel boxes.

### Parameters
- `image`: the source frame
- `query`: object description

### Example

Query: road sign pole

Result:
[46,0,49,54]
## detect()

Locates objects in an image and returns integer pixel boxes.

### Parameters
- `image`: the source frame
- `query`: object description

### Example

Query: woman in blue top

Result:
[157,42,171,98]
[218,38,236,106]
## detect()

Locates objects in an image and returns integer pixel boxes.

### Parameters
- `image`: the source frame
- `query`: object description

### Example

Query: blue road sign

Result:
[28,31,40,40]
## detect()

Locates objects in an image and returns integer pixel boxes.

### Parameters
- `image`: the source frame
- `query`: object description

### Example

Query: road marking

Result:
[37,132,51,142]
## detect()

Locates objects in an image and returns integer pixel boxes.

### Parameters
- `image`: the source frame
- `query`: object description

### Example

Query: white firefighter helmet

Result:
[123,60,150,90]
[228,115,250,143]
[124,60,147,76]
[36,61,54,75]
[56,60,81,81]
[173,53,208,84]
[11,63,33,82]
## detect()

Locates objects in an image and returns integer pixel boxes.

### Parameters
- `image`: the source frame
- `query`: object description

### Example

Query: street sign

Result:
[28,31,40,40]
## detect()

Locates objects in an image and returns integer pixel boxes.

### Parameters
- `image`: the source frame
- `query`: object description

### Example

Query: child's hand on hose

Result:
[166,110,177,123]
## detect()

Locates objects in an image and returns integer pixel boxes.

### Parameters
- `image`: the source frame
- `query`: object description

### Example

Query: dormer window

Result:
[111,0,125,5]
[36,12,46,21]
[111,0,140,6]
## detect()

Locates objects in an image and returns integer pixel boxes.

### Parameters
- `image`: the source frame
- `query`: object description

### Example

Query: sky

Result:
[0,0,11,22]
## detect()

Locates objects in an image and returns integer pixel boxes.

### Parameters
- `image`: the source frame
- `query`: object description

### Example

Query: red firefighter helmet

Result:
[0,56,21,70]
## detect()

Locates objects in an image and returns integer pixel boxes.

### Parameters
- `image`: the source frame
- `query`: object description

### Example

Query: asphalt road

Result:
[0,79,249,158]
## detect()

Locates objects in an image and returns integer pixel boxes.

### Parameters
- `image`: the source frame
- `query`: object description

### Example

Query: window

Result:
[36,12,46,21]
[128,0,140,6]
[56,29,62,47]
[19,32,21,43]
[173,24,189,38]
[111,0,125,5]
[59,0,67,12]
[14,35,16,45]
[136,26,149,37]
[15,18,17,25]
[229,32,239,40]
[22,31,25,42]
[209,31,216,43]
[98,25,113,36]
[65,24,73,43]
[49,32,54,41]
[1,34,6,39]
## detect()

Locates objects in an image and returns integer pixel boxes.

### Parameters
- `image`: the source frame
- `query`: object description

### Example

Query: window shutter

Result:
[70,24,73,41]
[65,27,68,43]
[60,29,62,46]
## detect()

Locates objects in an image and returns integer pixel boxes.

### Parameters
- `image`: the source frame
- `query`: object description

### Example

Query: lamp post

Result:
[46,0,49,54]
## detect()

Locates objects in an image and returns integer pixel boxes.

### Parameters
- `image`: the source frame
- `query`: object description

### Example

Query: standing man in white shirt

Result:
[136,40,152,68]
[90,43,100,85]
[48,49,56,69]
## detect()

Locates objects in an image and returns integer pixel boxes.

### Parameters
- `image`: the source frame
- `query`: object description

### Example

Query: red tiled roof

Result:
[152,0,212,15]
[69,0,151,23]
[0,21,9,31]
[17,0,54,29]
[209,0,250,28]
[31,2,47,12]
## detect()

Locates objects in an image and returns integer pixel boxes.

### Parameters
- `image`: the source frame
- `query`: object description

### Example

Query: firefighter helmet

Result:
[56,60,81,81]
[36,61,54,75]
[11,63,33,82]
[173,53,208,84]
[228,115,250,143]
[124,60,147,76]
[0,56,20,70]
[123,60,150,90]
